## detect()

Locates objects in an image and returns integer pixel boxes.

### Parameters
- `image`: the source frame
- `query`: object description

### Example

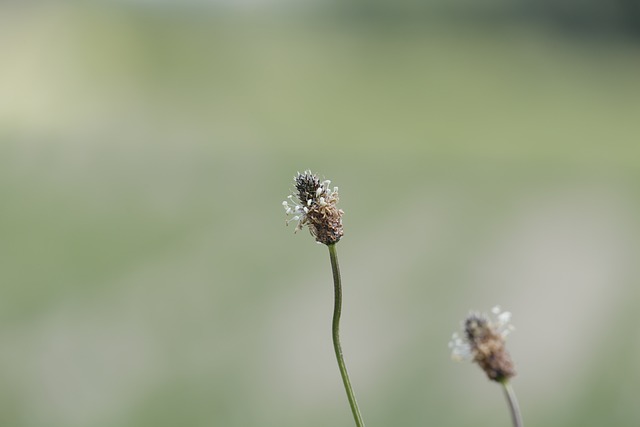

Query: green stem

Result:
[501,381,523,427]
[328,243,366,427]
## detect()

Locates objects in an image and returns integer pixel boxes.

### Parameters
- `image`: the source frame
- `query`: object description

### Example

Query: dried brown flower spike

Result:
[280,170,364,427]
[449,306,516,382]
[282,170,344,245]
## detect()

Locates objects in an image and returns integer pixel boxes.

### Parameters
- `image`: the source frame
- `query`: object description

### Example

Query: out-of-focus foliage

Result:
[325,0,640,37]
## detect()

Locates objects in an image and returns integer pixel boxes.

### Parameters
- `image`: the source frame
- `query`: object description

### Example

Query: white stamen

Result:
[498,311,512,324]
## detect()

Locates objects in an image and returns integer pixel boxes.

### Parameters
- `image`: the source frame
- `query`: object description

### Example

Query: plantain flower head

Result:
[449,306,516,382]
[282,170,344,245]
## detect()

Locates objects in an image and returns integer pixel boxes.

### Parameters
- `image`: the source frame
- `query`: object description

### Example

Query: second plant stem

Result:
[502,381,523,427]
[328,243,366,427]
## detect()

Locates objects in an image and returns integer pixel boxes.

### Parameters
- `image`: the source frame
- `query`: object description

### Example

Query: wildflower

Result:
[282,170,344,245]
[449,306,516,382]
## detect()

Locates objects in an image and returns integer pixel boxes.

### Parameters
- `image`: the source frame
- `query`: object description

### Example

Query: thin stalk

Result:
[327,243,365,427]
[501,381,523,427]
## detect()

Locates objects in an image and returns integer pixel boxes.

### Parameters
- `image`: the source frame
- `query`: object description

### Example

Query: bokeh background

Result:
[1,1,639,426]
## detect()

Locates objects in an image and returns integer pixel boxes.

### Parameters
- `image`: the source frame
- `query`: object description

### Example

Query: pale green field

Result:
[1,3,639,427]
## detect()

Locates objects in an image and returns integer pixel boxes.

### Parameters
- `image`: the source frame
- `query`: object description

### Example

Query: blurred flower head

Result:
[449,306,516,382]
[282,170,344,245]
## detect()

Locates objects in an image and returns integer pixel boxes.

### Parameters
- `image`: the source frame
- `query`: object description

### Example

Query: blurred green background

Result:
[1,1,639,426]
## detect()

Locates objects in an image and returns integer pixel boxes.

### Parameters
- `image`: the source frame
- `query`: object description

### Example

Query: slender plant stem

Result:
[327,243,366,427]
[501,381,523,427]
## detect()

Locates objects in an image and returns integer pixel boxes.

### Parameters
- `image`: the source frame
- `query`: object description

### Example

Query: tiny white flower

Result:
[449,332,473,362]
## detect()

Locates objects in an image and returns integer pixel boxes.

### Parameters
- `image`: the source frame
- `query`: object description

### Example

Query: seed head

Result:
[449,306,516,382]
[282,170,344,245]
